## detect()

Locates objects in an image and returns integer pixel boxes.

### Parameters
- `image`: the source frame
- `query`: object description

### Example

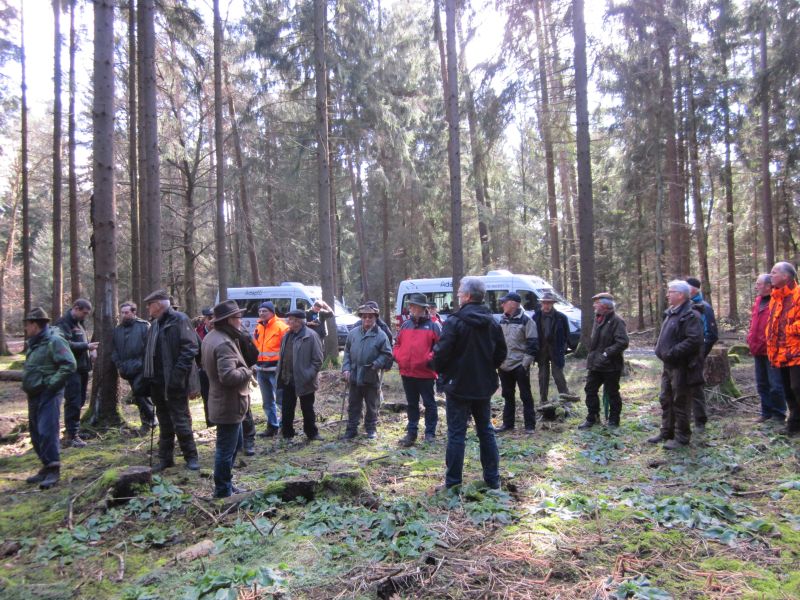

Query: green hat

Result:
[24,307,50,322]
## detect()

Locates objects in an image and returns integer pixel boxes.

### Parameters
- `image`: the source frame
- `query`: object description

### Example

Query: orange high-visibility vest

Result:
[253,317,289,364]
[766,281,800,368]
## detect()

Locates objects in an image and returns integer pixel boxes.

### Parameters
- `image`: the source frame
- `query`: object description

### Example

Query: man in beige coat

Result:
[202,300,253,498]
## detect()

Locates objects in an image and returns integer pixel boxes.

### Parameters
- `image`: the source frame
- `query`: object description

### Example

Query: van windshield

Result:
[234,297,291,318]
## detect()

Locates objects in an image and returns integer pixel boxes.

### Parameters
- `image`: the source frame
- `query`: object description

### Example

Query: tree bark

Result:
[128,0,140,304]
[720,54,738,320]
[534,0,561,289]
[91,0,121,426]
[213,0,228,301]
[314,0,338,358]
[52,0,64,317]
[0,167,21,355]
[759,14,774,268]
[348,149,369,302]
[68,0,80,300]
[21,3,31,316]
[573,0,595,349]
[445,0,463,297]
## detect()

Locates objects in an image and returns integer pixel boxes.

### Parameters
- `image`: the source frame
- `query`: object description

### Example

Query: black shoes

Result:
[307,434,324,442]
[424,433,436,442]
[185,457,200,471]
[495,425,514,433]
[26,468,47,484]
[577,420,595,430]
[398,433,417,447]
[38,465,60,489]
[647,434,666,444]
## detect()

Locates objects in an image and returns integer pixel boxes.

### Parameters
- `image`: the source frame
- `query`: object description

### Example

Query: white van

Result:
[222,283,360,346]
[394,270,582,349]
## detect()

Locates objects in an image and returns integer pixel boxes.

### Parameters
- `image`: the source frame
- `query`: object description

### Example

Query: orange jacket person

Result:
[252,302,289,436]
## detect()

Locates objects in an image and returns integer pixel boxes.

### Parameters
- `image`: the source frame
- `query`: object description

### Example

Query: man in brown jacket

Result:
[202,300,253,498]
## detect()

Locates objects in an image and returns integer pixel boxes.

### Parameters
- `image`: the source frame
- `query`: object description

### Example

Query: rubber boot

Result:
[398,432,417,447]
[26,467,47,484]
[39,464,60,489]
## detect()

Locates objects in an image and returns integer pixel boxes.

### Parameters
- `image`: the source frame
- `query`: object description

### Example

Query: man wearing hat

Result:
[142,290,200,470]
[394,293,442,446]
[202,300,253,497]
[686,277,718,433]
[276,310,324,441]
[533,292,572,406]
[111,301,155,434]
[252,301,289,437]
[195,308,214,427]
[650,280,704,449]
[342,304,393,439]
[496,292,539,433]
[579,293,629,429]
[21,307,76,489]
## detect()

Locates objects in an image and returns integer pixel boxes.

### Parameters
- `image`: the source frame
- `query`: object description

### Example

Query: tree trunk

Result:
[445,0,463,297]
[68,0,80,300]
[382,185,391,324]
[138,0,160,295]
[348,149,369,302]
[21,3,31,316]
[534,0,561,288]
[573,0,595,349]
[128,0,140,304]
[759,14,774,268]
[213,0,227,301]
[0,168,21,355]
[314,0,338,358]
[721,65,738,320]
[91,0,121,427]
[52,0,64,316]
[223,63,260,286]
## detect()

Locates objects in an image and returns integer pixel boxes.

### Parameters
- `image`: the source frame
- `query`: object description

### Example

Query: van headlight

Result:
[569,318,581,331]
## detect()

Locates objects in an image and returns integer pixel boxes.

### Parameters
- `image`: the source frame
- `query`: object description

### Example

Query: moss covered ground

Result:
[0,344,798,599]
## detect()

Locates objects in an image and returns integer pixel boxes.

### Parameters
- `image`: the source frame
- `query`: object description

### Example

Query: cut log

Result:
[0,370,22,381]
[175,539,215,562]
[108,466,152,505]
[381,401,408,413]
[703,349,731,387]
[728,344,750,357]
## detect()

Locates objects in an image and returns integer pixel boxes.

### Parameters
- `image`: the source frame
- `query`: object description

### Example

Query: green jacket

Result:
[23,325,77,396]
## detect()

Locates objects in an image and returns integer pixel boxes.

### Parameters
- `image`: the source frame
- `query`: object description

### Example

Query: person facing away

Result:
[433,276,507,490]
[685,276,719,434]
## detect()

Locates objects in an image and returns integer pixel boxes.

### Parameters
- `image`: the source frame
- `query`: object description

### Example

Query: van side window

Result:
[273,298,291,317]
[241,298,292,318]
[484,290,509,314]
[519,291,540,312]
[296,298,311,312]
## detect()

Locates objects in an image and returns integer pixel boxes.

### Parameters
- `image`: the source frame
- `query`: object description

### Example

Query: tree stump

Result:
[704,349,731,387]
[380,401,408,414]
[108,466,152,505]
[0,370,22,381]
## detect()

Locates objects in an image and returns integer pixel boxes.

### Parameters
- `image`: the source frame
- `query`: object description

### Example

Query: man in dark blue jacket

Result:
[533,292,572,405]
[434,277,507,489]
[112,301,155,434]
[686,277,719,433]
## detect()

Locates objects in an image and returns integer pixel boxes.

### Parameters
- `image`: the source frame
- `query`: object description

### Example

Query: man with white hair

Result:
[649,280,704,449]
[766,261,800,436]
[142,289,200,470]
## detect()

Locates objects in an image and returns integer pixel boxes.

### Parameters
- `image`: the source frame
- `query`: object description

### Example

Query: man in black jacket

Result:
[579,293,629,429]
[533,292,572,405]
[686,276,719,433]
[434,277,507,489]
[112,301,155,434]
[142,290,200,470]
[54,298,99,448]
[649,280,704,449]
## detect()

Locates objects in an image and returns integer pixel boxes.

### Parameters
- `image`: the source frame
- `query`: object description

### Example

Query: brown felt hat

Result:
[540,292,558,303]
[211,299,246,323]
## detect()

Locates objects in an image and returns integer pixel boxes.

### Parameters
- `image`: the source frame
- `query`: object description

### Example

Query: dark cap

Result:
[211,299,245,323]
[540,292,558,303]
[591,292,614,301]
[407,293,429,307]
[286,309,306,320]
[143,289,169,304]
[201,307,213,317]
[357,304,380,316]
[686,277,702,290]
[24,307,50,322]
[499,292,522,304]
[259,301,275,313]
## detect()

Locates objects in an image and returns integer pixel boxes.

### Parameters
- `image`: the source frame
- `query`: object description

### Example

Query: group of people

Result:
[20,261,800,494]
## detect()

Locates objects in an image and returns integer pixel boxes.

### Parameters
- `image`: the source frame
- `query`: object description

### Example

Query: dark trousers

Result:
[198,368,211,427]
[401,376,438,436]
[584,369,622,424]
[346,384,380,435]
[779,366,800,431]
[659,366,696,444]
[281,381,318,439]
[538,345,569,402]
[445,394,500,489]
[214,422,242,497]
[63,371,89,436]
[28,389,62,466]
[150,383,198,463]
[241,408,256,447]
[499,365,535,429]
[132,395,155,428]
[754,355,786,419]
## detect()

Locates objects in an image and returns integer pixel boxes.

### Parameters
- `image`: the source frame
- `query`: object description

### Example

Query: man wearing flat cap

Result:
[111,301,155,434]
[276,309,324,441]
[252,301,289,437]
[342,303,393,439]
[142,289,200,470]
[650,280,704,449]
[202,300,253,497]
[496,292,539,433]
[394,293,441,446]
[579,293,629,429]
[533,292,572,407]
[22,307,77,489]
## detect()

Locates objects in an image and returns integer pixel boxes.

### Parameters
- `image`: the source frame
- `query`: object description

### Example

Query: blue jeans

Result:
[214,422,243,497]
[63,371,89,436]
[28,389,63,466]
[402,376,438,436]
[257,368,279,428]
[445,394,500,489]
[754,355,786,419]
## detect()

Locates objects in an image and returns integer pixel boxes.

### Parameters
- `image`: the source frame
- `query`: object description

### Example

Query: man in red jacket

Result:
[394,293,441,446]
[748,274,787,424]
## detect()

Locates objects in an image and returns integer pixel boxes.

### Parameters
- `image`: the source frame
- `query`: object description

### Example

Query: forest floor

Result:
[0,337,799,599]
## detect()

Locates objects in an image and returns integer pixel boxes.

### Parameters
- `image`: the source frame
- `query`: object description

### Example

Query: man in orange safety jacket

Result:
[253,301,289,436]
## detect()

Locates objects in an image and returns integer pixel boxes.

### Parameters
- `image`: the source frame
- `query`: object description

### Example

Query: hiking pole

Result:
[149,421,155,468]
[338,379,348,439]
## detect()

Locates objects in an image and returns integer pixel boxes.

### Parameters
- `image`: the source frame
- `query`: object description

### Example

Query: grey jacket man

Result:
[499,307,539,371]
[276,324,323,397]
[342,326,393,387]
[201,328,252,425]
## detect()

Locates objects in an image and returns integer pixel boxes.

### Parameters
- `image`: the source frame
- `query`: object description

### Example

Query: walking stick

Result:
[149,421,155,468]
[338,379,348,438]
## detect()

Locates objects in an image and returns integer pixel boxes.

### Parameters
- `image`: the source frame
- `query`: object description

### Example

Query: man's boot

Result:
[39,464,60,489]
[244,440,256,456]
[152,459,175,473]
[577,418,596,430]
[647,433,667,444]
[26,467,47,484]
[398,432,417,447]
[62,433,87,448]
